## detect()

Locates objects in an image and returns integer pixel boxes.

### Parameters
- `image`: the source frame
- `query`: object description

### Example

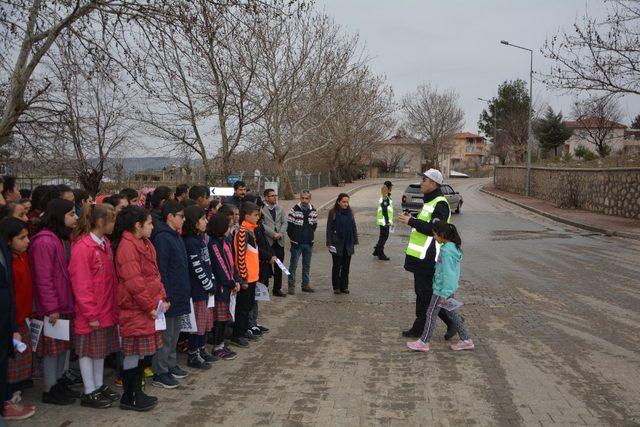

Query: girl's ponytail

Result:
[433,221,462,250]
[73,204,94,240]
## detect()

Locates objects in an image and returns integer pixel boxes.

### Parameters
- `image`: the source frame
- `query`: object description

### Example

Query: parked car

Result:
[401,183,463,215]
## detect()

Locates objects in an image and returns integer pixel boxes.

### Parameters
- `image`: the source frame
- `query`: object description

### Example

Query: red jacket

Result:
[12,252,33,326]
[69,234,118,335]
[115,231,166,337]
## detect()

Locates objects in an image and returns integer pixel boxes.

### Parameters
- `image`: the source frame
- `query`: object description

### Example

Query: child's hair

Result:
[181,199,197,208]
[150,186,172,210]
[30,185,51,211]
[119,188,138,203]
[19,188,32,199]
[161,200,183,221]
[217,204,236,218]
[73,203,116,239]
[240,201,259,220]
[73,189,90,205]
[112,205,150,248]
[0,217,28,243]
[103,194,125,208]
[207,212,231,238]
[36,199,76,239]
[182,205,206,237]
[188,185,209,201]
[0,201,17,220]
[381,185,389,198]
[433,221,462,250]
[175,184,189,199]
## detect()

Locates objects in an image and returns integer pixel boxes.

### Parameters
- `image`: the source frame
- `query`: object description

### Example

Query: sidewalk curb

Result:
[479,186,640,241]
[316,180,390,213]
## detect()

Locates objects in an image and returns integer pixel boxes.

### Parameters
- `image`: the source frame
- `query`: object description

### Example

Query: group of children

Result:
[1,180,276,421]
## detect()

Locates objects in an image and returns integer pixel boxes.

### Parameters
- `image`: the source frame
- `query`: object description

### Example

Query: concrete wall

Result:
[494,166,640,219]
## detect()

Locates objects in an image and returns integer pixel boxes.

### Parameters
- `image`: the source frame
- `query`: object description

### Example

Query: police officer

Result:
[372,181,393,261]
[397,169,454,339]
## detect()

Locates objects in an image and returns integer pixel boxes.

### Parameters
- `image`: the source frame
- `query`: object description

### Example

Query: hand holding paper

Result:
[44,316,70,341]
[275,258,290,276]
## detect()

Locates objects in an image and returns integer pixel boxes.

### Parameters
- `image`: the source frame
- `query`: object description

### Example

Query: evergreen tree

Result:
[534,107,573,157]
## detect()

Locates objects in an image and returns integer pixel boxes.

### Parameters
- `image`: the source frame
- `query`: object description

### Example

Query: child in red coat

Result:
[69,204,120,409]
[0,218,36,420]
[113,206,169,412]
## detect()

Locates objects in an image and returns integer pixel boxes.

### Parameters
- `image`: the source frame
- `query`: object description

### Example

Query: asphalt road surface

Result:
[22,178,640,426]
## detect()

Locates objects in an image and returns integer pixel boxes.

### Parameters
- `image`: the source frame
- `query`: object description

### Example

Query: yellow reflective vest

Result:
[405,196,450,260]
[376,196,393,226]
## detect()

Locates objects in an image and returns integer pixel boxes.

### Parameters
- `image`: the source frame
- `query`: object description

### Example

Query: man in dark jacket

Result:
[397,169,454,339]
[0,236,16,417]
[286,190,318,294]
[151,200,191,389]
[223,181,247,208]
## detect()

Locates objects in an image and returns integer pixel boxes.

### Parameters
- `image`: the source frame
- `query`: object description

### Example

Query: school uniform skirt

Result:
[75,325,120,359]
[193,300,214,335]
[38,313,75,357]
[121,333,163,357]
[8,323,32,383]
[214,298,233,323]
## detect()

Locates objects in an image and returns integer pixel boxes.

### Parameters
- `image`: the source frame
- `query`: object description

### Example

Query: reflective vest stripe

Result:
[405,196,450,260]
[376,196,394,226]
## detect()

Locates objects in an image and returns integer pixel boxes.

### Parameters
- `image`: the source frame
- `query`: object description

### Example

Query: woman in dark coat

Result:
[326,193,358,294]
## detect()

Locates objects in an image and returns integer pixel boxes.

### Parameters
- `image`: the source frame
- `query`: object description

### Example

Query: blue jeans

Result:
[288,243,312,288]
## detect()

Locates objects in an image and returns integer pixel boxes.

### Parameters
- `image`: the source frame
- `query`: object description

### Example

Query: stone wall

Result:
[494,166,640,219]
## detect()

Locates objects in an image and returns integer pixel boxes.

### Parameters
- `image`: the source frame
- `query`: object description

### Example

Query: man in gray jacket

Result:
[261,188,288,297]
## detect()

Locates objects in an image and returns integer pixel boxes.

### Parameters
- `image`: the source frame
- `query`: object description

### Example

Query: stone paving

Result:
[14,178,640,426]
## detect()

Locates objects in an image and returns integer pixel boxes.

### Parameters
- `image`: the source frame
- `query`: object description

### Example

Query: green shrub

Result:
[574,146,598,161]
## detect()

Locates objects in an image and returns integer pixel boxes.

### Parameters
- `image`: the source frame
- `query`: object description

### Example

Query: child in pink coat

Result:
[69,204,120,409]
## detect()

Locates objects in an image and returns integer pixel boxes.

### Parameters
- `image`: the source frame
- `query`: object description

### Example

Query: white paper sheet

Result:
[255,282,270,301]
[389,226,395,234]
[275,258,290,276]
[229,293,237,321]
[328,245,337,254]
[179,299,198,333]
[439,298,463,312]
[207,294,216,308]
[43,316,70,341]
[155,300,167,331]
[26,318,43,352]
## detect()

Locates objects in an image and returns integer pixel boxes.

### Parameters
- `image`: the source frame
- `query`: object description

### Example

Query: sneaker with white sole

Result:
[406,340,430,352]
[3,401,36,420]
[450,339,475,351]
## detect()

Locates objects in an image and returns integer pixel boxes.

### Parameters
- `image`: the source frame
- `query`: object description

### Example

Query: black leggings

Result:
[375,225,390,254]
[331,254,352,290]
[213,321,228,346]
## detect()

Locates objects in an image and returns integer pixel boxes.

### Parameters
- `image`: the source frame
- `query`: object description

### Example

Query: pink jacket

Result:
[30,229,74,316]
[69,234,118,335]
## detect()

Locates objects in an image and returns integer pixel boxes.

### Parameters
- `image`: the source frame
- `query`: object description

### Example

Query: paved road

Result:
[21,178,640,426]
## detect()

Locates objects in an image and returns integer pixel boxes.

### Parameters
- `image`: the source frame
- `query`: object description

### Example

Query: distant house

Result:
[624,129,640,156]
[369,131,426,177]
[563,118,627,155]
[449,132,490,169]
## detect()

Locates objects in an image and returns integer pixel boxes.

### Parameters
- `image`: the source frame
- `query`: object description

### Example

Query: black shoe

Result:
[249,326,263,337]
[372,249,380,256]
[378,254,390,261]
[97,384,120,402]
[120,367,157,412]
[199,347,219,363]
[229,337,249,347]
[169,365,189,379]
[402,329,420,338]
[273,290,287,297]
[244,330,260,341]
[59,381,82,399]
[187,353,212,370]
[341,289,350,294]
[258,325,270,333]
[42,382,75,405]
[81,390,112,409]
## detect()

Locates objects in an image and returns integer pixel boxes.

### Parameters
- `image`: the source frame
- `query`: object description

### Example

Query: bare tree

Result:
[402,84,464,169]
[543,1,640,97]
[311,67,395,184]
[372,144,410,174]
[252,10,362,199]
[571,96,624,157]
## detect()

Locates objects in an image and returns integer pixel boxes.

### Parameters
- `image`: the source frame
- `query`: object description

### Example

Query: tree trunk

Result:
[276,159,294,200]
[78,169,103,197]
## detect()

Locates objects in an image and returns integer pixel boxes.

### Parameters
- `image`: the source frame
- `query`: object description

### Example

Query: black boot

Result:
[378,253,390,261]
[120,367,156,412]
[372,247,380,257]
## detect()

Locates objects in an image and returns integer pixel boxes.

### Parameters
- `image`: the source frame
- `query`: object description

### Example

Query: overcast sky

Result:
[319,0,640,135]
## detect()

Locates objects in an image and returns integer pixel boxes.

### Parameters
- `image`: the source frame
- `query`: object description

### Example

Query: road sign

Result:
[227,174,241,185]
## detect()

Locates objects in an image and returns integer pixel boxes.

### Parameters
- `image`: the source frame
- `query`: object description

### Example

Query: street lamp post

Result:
[478,97,498,185]
[500,39,533,197]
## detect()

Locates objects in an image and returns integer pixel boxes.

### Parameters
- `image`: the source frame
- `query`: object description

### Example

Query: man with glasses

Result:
[286,190,318,294]
[261,189,288,297]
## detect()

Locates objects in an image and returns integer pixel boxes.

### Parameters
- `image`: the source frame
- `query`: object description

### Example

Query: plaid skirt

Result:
[214,300,233,322]
[75,326,120,359]
[121,333,163,357]
[38,313,75,357]
[8,323,32,383]
[193,300,214,335]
